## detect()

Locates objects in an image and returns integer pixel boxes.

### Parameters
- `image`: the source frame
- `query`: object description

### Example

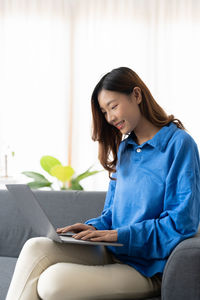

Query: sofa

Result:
[0,189,200,300]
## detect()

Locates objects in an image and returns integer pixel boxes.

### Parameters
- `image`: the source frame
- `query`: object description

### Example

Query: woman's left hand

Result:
[73,229,118,242]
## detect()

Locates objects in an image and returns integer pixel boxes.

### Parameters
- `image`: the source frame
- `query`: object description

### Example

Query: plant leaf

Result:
[75,170,102,183]
[22,171,49,182]
[22,171,52,189]
[50,165,75,183]
[27,181,52,189]
[40,156,61,174]
[70,179,84,190]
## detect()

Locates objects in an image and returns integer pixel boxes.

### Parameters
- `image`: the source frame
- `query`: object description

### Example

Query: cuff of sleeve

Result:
[85,219,107,230]
[85,223,97,230]
[117,226,130,246]
[112,226,130,255]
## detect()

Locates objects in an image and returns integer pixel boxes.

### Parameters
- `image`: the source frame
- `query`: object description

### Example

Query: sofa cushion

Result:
[34,190,106,228]
[0,190,36,258]
[0,190,106,257]
[0,256,17,300]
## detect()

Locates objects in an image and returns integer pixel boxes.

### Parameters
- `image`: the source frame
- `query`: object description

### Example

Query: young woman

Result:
[6,67,200,300]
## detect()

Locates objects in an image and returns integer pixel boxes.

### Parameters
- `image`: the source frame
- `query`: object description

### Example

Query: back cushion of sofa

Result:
[35,190,106,228]
[0,189,106,258]
[0,190,35,257]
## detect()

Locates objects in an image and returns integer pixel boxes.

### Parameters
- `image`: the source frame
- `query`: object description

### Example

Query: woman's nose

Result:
[107,111,116,124]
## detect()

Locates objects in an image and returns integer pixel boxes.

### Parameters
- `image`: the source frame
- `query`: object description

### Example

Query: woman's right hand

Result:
[56,223,96,234]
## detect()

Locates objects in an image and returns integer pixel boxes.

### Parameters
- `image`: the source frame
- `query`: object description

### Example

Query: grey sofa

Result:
[0,189,200,300]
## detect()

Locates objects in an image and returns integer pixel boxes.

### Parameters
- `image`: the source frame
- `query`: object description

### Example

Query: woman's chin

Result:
[120,127,131,135]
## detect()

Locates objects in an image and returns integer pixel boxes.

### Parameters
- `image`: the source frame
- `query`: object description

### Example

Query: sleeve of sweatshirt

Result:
[85,175,116,230]
[115,136,200,259]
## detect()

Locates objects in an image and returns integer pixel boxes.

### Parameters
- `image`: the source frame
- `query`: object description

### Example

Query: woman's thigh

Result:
[38,262,161,300]
[19,236,113,266]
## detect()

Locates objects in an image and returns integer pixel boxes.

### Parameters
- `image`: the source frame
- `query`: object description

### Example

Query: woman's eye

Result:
[111,105,117,110]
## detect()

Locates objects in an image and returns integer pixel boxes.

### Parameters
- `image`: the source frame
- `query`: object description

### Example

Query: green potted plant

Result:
[22,156,102,190]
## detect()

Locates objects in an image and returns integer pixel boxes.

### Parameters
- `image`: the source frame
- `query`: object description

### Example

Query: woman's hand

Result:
[73,229,118,243]
[56,223,96,234]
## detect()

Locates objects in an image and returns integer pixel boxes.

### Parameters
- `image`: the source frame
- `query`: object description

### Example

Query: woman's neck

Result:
[134,118,161,145]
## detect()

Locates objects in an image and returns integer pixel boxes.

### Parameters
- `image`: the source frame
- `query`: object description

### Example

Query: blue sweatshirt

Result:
[85,122,200,277]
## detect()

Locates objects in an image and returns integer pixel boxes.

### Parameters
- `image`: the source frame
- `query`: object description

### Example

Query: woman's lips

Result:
[115,120,125,130]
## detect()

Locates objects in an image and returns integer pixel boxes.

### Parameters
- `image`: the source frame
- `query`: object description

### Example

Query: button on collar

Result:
[136,148,142,153]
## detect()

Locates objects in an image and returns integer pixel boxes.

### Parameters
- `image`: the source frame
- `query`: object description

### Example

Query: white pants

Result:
[6,237,161,300]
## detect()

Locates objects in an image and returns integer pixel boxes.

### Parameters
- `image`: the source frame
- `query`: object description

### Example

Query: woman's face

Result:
[98,88,142,135]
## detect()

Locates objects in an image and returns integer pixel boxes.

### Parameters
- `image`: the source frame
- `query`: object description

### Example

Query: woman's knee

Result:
[37,262,117,300]
[37,262,97,300]
[37,263,72,300]
[21,237,54,257]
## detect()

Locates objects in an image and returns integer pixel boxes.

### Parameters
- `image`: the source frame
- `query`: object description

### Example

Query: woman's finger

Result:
[74,229,96,239]
[57,223,85,233]
[90,236,107,242]
[57,226,76,233]
[74,230,105,240]
[83,230,118,242]
[57,223,96,234]
[56,226,69,233]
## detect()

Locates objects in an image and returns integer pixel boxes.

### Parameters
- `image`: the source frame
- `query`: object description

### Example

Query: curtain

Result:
[0,0,200,190]
[0,0,71,184]
[71,0,200,190]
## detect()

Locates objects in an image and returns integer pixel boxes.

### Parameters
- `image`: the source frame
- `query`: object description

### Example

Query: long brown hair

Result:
[91,67,185,176]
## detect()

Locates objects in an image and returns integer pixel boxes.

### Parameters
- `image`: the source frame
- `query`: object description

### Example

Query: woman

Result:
[6,67,200,300]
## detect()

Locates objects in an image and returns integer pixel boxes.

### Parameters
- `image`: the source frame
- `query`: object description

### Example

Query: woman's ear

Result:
[133,87,142,104]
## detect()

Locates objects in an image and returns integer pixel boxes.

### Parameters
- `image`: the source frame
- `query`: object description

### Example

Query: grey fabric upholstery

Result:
[162,233,200,300]
[0,190,105,258]
[0,189,35,258]
[0,257,17,300]
[0,189,199,300]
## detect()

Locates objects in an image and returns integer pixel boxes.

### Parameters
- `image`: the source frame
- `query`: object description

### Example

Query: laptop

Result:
[6,184,123,247]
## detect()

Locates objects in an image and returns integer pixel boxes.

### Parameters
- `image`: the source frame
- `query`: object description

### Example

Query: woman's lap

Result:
[6,237,161,300]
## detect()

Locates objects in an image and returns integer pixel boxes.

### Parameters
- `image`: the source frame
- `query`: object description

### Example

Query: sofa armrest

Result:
[162,233,200,300]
